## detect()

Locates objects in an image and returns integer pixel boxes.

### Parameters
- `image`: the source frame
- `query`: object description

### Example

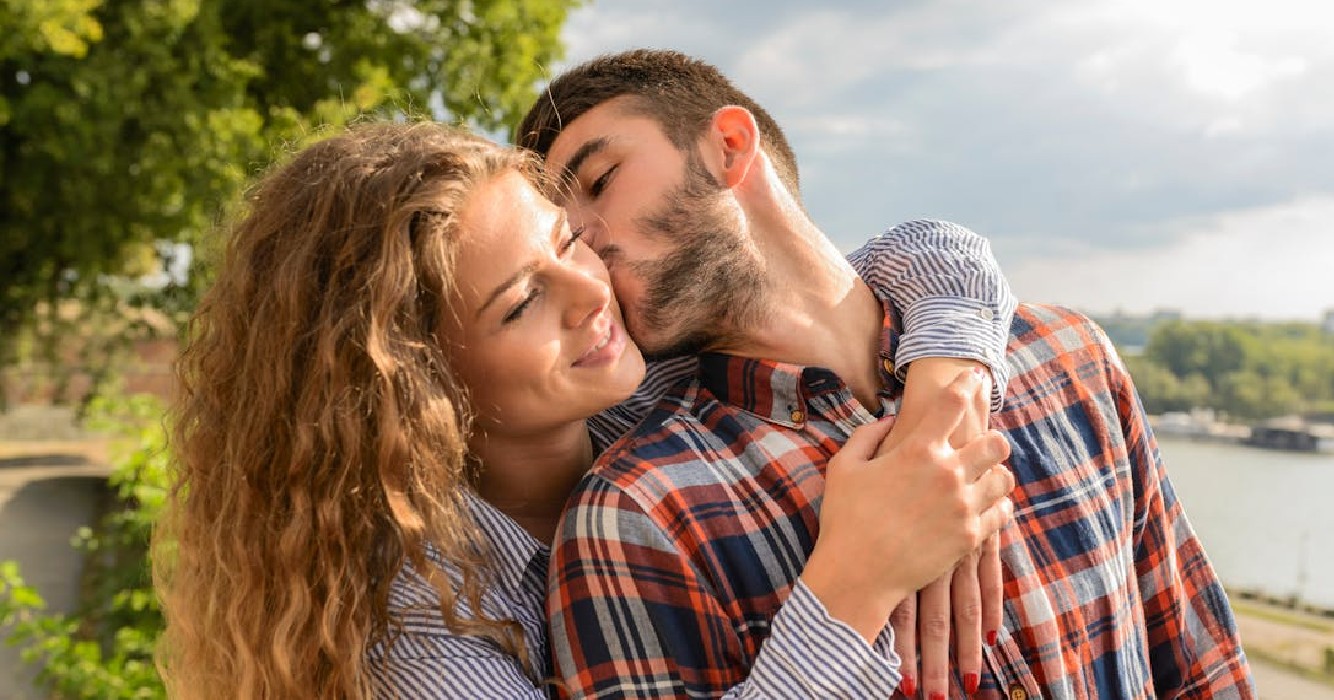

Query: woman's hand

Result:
[801,367,1013,646]
[883,357,1011,698]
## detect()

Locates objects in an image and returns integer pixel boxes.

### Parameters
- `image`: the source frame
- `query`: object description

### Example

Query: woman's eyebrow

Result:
[476,210,568,318]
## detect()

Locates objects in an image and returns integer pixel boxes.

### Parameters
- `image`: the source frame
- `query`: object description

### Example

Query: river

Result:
[1157,436,1334,609]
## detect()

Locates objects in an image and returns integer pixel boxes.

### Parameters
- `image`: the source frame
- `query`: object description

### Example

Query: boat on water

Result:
[1152,409,1246,444]
[1244,420,1334,454]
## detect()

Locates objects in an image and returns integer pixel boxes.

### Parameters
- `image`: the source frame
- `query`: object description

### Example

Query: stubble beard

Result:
[629,150,769,361]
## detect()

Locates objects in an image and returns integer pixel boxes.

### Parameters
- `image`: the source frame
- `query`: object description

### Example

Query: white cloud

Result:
[1004,195,1334,319]
[555,0,1334,318]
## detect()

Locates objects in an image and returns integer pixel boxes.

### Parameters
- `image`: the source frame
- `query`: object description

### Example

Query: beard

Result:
[628,150,768,361]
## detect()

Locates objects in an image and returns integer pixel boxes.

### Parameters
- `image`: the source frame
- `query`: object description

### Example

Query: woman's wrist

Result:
[801,545,907,644]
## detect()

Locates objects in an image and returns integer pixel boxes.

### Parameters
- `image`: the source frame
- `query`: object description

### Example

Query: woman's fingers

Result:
[890,595,919,698]
[967,463,1015,518]
[951,551,984,696]
[918,576,952,700]
[978,496,1015,542]
[980,533,1004,649]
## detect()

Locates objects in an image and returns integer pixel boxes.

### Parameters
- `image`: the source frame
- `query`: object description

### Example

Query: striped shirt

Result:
[548,235,1254,697]
[367,220,1019,698]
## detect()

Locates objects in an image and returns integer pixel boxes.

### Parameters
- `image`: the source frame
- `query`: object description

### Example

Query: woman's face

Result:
[446,170,646,437]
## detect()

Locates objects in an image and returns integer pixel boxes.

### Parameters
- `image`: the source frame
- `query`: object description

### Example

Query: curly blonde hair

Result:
[155,121,537,698]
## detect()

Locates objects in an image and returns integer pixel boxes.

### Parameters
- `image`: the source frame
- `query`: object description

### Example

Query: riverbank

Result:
[1232,594,1334,690]
[1151,411,1334,453]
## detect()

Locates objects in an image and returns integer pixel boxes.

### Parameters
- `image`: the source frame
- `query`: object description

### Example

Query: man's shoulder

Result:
[1001,302,1128,405]
[1007,302,1119,361]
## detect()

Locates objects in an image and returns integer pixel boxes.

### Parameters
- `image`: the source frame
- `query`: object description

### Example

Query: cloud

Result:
[555,0,1334,317]
[1003,194,1334,319]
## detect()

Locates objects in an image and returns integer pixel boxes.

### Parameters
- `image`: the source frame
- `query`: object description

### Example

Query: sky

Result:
[550,0,1334,320]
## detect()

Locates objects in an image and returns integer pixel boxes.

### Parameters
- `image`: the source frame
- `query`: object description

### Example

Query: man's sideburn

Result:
[630,150,768,360]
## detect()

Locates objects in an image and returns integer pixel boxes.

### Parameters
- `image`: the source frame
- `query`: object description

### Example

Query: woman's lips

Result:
[573,318,626,367]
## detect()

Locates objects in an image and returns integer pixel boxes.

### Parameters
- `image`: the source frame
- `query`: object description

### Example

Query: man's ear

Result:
[708,106,760,188]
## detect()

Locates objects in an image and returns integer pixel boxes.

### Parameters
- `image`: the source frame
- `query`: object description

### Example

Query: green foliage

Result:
[1092,311,1181,351]
[1,0,580,405]
[0,394,171,698]
[1125,319,1334,421]
[1122,354,1208,415]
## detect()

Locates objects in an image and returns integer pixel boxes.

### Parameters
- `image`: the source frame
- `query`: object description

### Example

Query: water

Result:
[1157,436,1334,609]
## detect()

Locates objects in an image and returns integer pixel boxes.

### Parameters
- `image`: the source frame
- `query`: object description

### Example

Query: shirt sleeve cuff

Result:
[894,296,1012,412]
[744,581,901,698]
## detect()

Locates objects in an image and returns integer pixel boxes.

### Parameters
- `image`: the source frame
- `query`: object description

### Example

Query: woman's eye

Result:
[560,226,587,256]
[503,289,539,324]
[589,165,617,198]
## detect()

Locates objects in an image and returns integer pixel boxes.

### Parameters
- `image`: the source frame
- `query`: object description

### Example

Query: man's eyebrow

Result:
[476,210,568,318]
[558,137,610,192]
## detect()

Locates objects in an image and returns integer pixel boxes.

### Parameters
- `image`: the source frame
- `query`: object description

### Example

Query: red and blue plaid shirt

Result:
[549,290,1254,697]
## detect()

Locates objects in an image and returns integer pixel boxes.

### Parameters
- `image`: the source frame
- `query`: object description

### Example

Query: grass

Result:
[1244,646,1334,689]
[0,439,110,464]
[1233,599,1334,636]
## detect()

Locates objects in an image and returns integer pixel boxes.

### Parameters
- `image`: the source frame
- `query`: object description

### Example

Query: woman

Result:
[155,121,1013,698]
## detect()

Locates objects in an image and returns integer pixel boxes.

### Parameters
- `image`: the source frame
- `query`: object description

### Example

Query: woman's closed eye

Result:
[559,225,587,256]
[503,226,587,324]
[503,288,539,324]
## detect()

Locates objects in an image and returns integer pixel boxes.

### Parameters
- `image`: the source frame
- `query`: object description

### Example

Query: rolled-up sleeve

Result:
[848,219,1017,411]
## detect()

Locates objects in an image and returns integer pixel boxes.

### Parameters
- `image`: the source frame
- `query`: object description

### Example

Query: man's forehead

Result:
[549,97,652,159]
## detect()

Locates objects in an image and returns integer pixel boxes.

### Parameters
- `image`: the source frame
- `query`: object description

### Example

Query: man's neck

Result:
[709,214,886,409]
[472,421,593,544]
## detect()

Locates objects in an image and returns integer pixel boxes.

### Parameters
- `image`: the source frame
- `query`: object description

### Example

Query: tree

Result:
[1134,320,1334,420]
[1144,321,1257,393]
[0,0,579,405]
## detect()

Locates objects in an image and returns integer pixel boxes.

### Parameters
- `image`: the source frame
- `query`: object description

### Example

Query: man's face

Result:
[545,97,765,359]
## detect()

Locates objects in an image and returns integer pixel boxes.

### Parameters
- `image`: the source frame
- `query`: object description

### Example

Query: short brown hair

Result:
[516,49,800,196]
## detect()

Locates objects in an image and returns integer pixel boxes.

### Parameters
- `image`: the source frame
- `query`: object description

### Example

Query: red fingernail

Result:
[987,629,998,646]
[965,672,980,695]
[929,693,946,700]
[900,675,916,697]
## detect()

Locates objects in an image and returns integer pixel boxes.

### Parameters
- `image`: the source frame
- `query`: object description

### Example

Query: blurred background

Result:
[1,0,1331,697]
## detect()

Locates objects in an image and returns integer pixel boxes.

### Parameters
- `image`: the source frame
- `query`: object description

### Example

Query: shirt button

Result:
[789,409,805,423]
[881,357,894,374]
[978,307,995,320]
[1008,685,1028,700]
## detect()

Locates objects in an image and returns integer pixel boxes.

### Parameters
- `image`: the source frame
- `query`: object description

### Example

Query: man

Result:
[518,50,1255,699]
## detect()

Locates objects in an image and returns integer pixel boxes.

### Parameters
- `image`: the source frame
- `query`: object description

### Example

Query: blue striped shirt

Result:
[366,220,1018,698]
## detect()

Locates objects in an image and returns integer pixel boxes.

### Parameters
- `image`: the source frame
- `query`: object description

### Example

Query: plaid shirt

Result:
[549,296,1255,695]
[365,221,1016,698]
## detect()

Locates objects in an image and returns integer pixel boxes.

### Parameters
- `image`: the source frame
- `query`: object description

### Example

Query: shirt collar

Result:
[459,490,549,594]
[695,284,901,426]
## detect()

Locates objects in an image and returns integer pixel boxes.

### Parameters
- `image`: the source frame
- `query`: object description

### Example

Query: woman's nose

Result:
[561,262,612,329]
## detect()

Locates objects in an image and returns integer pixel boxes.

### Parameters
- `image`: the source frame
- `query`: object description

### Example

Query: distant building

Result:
[1152,309,1183,322]
[1324,308,1334,335]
